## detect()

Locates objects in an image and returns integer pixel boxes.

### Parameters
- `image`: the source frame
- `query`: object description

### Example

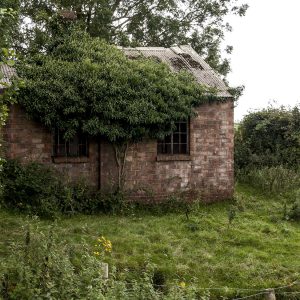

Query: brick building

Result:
[1,45,234,202]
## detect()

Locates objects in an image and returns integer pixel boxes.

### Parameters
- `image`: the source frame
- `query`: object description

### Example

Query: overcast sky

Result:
[224,0,300,121]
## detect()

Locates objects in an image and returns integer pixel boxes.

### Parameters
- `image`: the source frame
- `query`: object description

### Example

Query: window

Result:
[157,121,189,155]
[53,129,88,157]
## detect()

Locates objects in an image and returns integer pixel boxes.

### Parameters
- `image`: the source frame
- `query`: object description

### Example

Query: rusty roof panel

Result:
[120,45,231,97]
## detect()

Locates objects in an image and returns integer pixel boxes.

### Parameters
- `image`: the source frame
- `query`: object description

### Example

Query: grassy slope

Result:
[1,184,300,297]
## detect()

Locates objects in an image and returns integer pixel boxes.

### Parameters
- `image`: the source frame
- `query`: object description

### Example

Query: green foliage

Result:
[0,160,103,218]
[1,160,65,218]
[235,105,300,170]
[0,159,202,218]
[0,8,21,128]
[0,5,19,48]
[287,190,300,221]
[0,225,205,299]
[227,205,236,228]
[288,201,300,221]
[17,32,214,144]
[12,0,248,76]
[237,166,300,195]
[1,185,300,299]
[96,189,128,215]
[130,194,201,218]
[16,32,219,190]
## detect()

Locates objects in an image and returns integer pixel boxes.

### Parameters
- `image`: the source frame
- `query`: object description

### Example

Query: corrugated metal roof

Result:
[119,45,231,97]
[0,64,16,89]
[1,45,231,97]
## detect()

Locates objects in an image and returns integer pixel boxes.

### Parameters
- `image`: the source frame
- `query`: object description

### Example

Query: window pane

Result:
[53,129,88,157]
[68,135,79,156]
[180,144,188,154]
[157,143,164,154]
[173,133,179,143]
[165,144,172,154]
[157,120,189,155]
[180,122,187,133]
[56,144,67,156]
[173,144,180,154]
[164,134,171,143]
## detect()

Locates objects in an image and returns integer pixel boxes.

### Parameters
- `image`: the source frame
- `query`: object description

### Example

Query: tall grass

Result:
[237,166,300,195]
[0,225,206,300]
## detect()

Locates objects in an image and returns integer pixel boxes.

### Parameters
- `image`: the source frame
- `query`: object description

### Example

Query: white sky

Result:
[224,0,300,121]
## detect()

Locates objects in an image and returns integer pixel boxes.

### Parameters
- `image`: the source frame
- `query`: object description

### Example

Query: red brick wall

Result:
[100,101,234,202]
[4,101,234,202]
[3,105,99,187]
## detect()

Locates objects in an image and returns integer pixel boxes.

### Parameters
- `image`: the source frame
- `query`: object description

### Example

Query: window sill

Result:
[52,156,89,164]
[156,154,191,162]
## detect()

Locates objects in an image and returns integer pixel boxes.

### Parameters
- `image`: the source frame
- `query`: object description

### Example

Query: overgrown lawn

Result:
[1,184,300,298]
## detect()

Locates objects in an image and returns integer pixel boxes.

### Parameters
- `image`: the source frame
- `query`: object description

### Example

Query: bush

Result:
[0,160,203,219]
[235,105,300,171]
[0,160,100,218]
[0,160,66,218]
[287,190,300,221]
[288,200,300,221]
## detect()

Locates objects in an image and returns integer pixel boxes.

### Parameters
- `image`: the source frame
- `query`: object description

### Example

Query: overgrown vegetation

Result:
[238,166,300,195]
[235,105,300,171]
[0,159,202,219]
[1,225,205,299]
[235,105,300,223]
[0,8,21,128]
[0,159,109,218]
[17,31,220,190]
[1,185,300,299]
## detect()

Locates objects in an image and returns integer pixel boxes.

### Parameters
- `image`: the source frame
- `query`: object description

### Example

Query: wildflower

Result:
[94,236,112,256]
[179,281,186,288]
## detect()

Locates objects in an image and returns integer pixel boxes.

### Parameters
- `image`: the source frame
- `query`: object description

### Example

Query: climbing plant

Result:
[17,32,221,190]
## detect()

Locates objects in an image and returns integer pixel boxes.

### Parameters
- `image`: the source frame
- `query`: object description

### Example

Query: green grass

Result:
[1,184,300,298]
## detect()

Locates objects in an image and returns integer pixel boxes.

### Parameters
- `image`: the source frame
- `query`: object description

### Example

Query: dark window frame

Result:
[157,120,190,155]
[52,128,89,157]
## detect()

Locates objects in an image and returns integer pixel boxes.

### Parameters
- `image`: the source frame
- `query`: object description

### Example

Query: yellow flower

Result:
[95,236,112,253]
[179,281,186,288]
[93,251,100,256]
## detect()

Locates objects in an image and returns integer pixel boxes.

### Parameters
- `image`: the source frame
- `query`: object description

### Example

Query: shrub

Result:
[0,160,65,218]
[235,105,300,171]
[62,180,99,215]
[0,159,203,219]
[0,160,100,218]
[287,190,300,221]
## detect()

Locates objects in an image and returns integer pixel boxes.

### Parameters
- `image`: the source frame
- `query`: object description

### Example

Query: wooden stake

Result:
[101,263,109,279]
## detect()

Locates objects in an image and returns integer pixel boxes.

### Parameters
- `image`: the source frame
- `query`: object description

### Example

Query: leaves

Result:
[10,0,248,76]
[235,105,300,170]
[17,33,217,145]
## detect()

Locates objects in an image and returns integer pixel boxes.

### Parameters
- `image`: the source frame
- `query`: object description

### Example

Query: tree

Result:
[0,7,20,127]
[17,32,218,189]
[8,0,248,76]
[235,105,300,170]
[0,5,19,49]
